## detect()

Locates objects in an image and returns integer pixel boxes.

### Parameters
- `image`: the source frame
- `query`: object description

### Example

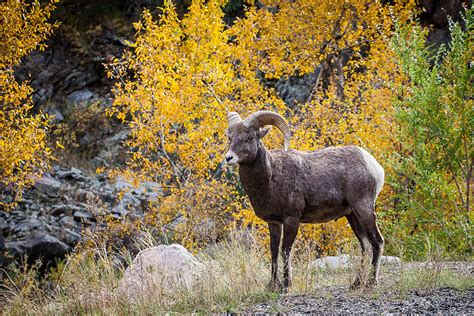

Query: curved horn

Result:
[227,111,242,133]
[243,110,291,151]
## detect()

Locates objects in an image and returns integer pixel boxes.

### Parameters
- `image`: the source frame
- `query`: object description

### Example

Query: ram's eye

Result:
[247,136,255,142]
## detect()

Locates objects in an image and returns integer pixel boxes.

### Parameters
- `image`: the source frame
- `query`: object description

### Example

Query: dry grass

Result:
[1,230,472,315]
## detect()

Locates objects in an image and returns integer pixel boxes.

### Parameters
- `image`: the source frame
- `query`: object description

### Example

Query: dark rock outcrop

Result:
[1,166,160,268]
[419,0,469,48]
[6,233,69,268]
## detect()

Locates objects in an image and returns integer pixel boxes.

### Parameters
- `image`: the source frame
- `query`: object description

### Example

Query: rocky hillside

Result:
[1,0,153,267]
[1,165,159,267]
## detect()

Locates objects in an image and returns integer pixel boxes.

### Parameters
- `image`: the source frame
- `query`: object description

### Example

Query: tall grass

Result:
[1,229,472,314]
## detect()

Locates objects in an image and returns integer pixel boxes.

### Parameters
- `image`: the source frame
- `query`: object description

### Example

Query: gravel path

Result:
[247,287,473,314]
[245,261,474,314]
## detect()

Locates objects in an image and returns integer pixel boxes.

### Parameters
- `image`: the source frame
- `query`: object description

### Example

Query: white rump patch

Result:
[357,147,385,196]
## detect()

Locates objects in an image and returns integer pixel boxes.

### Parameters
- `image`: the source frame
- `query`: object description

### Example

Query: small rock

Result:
[98,191,115,204]
[311,255,402,269]
[66,88,93,104]
[32,70,53,88]
[13,218,44,234]
[51,204,84,217]
[58,216,75,227]
[312,255,352,269]
[111,205,129,217]
[52,110,64,123]
[51,204,69,217]
[73,210,94,222]
[62,229,82,245]
[381,256,402,264]
[78,134,92,146]
[33,88,48,105]
[0,217,8,231]
[56,167,86,182]
[73,189,91,202]
[114,177,133,191]
[34,176,62,197]
[61,71,88,93]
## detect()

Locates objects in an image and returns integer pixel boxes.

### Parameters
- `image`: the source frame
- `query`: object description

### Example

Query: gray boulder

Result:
[311,254,401,269]
[119,244,202,300]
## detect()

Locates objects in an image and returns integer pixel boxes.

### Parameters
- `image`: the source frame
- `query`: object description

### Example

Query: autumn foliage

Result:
[0,0,57,208]
[109,0,418,253]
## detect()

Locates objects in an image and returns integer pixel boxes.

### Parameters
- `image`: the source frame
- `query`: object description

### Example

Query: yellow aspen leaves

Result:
[0,0,57,208]
[111,0,415,252]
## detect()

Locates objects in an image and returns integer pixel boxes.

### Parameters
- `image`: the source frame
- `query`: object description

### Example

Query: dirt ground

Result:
[245,261,474,314]
[247,287,473,314]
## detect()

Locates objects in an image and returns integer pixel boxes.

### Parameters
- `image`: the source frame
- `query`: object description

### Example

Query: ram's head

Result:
[224,111,291,165]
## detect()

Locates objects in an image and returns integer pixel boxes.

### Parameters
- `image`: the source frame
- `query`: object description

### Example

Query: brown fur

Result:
[225,123,385,291]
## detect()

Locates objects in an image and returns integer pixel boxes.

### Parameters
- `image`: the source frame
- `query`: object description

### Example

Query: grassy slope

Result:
[1,231,472,315]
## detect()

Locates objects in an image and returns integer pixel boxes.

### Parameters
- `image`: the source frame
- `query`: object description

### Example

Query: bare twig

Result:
[202,79,224,105]
[306,65,323,104]
[157,125,183,188]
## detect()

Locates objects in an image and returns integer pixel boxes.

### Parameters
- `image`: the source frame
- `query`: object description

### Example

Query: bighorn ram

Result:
[225,110,385,291]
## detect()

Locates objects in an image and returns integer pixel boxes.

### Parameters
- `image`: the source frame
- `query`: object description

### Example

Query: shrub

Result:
[388,8,473,259]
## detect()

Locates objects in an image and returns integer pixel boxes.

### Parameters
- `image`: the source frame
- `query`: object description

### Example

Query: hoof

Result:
[268,279,283,292]
[350,278,363,290]
[367,277,378,287]
[351,277,378,290]
[283,279,292,293]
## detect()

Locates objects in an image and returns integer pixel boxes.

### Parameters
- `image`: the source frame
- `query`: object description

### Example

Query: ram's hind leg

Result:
[367,213,384,285]
[348,202,384,287]
[282,217,300,292]
[346,211,371,289]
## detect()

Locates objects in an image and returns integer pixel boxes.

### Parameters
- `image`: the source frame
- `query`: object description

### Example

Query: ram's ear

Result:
[258,126,271,139]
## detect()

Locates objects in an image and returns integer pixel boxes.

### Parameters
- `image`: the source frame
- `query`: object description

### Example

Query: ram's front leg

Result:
[268,223,282,291]
[282,217,300,291]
